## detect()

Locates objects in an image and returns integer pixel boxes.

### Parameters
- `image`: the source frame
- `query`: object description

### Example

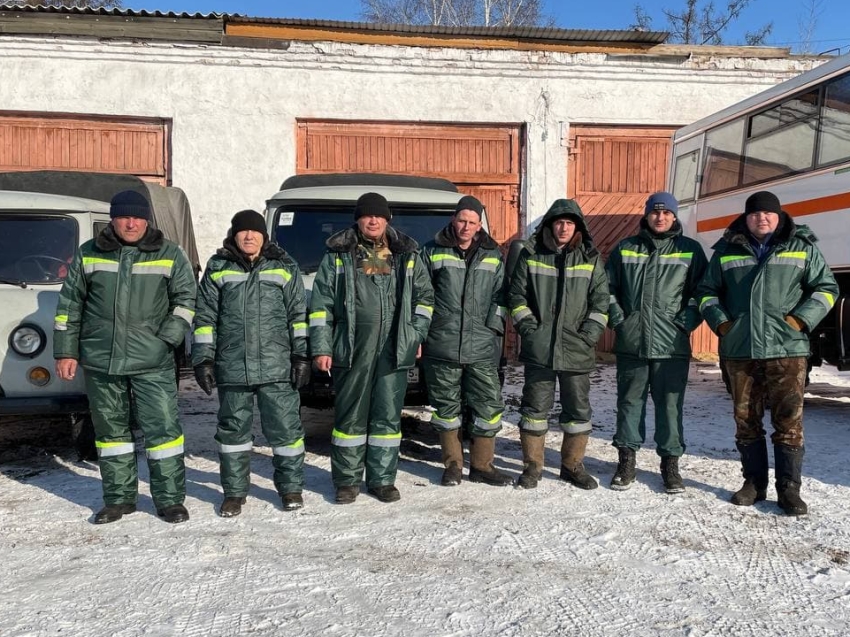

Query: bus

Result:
[668,51,850,371]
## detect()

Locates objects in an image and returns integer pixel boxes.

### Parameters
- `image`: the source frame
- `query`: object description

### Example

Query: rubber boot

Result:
[775,444,807,516]
[558,433,598,490]
[219,496,246,518]
[439,429,464,487]
[517,432,546,489]
[468,436,513,486]
[93,503,136,525]
[660,456,685,494]
[730,439,768,506]
[610,447,636,491]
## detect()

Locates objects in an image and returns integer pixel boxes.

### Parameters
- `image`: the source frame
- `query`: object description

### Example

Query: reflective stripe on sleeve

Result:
[812,291,836,310]
[699,296,720,311]
[194,325,214,343]
[511,306,533,324]
[588,312,608,327]
[309,311,328,327]
[173,306,195,324]
[335,257,344,275]
[146,435,185,460]
[291,322,308,338]
[415,305,433,319]
[54,314,69,331]
[494,306,507,319]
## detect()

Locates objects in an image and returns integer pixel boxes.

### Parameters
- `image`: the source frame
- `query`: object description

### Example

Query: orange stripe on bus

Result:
[696,191,850,233]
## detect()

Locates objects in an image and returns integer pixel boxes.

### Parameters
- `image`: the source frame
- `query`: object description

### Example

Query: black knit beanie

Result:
[354,192,392,221]
[455,195,484,217]
[744,191,783,216]
[110,190,152,221]
[230,209,268,239]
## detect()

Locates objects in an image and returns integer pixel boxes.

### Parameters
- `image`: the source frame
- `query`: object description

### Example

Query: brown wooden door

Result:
[296,120,522,246]
[567,124,717,356]
[0,114,170,184]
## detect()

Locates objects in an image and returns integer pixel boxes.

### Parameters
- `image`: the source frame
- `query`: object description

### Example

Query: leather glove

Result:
[785,315,805,332]
[194,362,215,396]
[717,321,733,337]
[290,355,312,390]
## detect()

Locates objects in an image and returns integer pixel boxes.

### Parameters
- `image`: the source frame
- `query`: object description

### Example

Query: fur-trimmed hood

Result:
[95,223,164,253]
[325,224,419,254]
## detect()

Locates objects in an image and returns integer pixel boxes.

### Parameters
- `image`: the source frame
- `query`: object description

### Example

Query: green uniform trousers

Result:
[216,381,305,497]
[84,368,185,509]
[423,359,503,437]
[331,271,404,488]
[519,363,592,436]
[612,355,689,457]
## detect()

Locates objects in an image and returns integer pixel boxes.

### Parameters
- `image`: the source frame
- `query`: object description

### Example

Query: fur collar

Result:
[326,224,419,254]
[434,224,499,250]
[217,236,290,269]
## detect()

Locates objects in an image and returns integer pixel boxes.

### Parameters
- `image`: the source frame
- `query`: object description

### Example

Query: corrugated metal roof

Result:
[227,17,669,44]
[0,4,225,19]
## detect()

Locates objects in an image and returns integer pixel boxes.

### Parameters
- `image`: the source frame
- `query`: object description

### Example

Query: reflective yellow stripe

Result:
[135,259,174,268]
[511,305,529,316]
[210,269,244,281]
[775,251,807,260]
[431,254,463,262]
[481,257,500,265]
[194,326,213,335]
[527,260,556,270]
[54,314,68,323]
[82,257,119,265]
[566,264,594,271]
[660,252,693,258]
[309,311,327,319]
[147,435,184,453]
[263,268,293,281]
[620,250,647,258]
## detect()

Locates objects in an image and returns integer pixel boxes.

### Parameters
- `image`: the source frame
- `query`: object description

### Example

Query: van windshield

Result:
[0,214,78,284]
[273,205,456,273]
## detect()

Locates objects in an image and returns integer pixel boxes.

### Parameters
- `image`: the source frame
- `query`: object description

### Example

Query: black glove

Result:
[194,362,216,396]
[290,355,312,390]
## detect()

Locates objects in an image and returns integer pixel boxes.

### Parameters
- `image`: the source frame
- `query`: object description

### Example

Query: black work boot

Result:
[439,429,464,487]
[281,493,304,511]
[335,485,359,505]
[517,431,546,490]
[610,447,637,491]
[468,436,514,486]
[559,433,598,490]
[157,504,190,524]
[660,456,685,494]
[367,485,401,503]
[731,439,768,506]
[93,503,136,525]
[775,444,807,516]
[219,496,247,518]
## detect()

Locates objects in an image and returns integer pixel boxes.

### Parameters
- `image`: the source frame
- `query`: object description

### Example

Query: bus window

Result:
[749,89,818,138]
[743,119,817,184]
[818,73,850,166]
[672,150,698,203]
[700,118,745,197]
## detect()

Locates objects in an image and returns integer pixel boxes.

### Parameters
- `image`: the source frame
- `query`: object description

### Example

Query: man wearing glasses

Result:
[697,191,838,516]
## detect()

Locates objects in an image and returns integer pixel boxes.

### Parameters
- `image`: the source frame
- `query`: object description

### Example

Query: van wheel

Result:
[73,415,97,462]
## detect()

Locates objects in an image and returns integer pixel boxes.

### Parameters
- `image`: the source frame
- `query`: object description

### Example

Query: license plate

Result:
[407,367,420,383]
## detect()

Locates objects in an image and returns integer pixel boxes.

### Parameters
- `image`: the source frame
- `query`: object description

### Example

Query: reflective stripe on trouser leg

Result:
[257,381,305,495]
[84,369,138,506]
[422,358,463,432]
[330,363,372,487]
[557,371,593,434]
[648,358,689,457]
[130,368,186,509]
[365,355,407,488]
[216,386,256,497]
[613,354,651,451]
[461,361,505,438]
[519,363,556,434]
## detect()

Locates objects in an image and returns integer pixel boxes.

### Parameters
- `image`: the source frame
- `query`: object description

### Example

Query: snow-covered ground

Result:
[2,362,850,636]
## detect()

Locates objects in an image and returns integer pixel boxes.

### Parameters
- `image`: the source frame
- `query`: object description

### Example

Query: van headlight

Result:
[9,324,46,358]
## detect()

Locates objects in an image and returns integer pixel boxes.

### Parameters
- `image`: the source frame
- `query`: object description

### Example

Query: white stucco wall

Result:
[0,35,823,262]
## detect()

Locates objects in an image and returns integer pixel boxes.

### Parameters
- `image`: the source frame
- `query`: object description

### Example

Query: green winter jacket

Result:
[421,225,506,364]
[508,199,609,372]
[606,219,708,359]
[192,238,308,386]
[53,225,196,375]
[697,212,838,360]
[309,225,434,370]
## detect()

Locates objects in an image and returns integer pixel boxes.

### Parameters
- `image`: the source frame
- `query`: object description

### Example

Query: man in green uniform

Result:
[310,193,434,504]
[54,190,196,524]
[698,190,838,515]
[606,192,708,493]
[193,210,310,517]
[509,199,609,490]
[421,195,512,487]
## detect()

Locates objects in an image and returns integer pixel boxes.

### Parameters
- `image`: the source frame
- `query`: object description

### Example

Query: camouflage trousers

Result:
[723,357,806,447]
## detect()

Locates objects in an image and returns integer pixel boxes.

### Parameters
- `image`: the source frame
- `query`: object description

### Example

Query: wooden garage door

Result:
[567,124,717,357]
[296,120,522,246]
[0,114,170,184]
